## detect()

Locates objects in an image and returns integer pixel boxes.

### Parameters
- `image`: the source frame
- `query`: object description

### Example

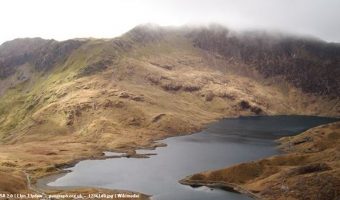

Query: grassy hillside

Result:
[180,121,340,200]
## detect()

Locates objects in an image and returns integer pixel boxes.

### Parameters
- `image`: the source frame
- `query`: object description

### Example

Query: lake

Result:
[38,116,338,200]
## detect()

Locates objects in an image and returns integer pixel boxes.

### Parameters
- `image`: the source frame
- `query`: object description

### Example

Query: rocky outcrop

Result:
[186,25,340,97]
[0,38,84,79]
[77,59,113,77]
[33,39,84,71]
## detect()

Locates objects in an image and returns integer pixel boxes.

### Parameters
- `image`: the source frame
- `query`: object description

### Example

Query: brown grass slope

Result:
[180,121,340,200]
[0,24,339,197]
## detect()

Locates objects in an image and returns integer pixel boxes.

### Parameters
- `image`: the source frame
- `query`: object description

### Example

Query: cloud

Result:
[0,0,339,44]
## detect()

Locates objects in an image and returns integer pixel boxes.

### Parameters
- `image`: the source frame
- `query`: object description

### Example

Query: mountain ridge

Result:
[2,24,339,96]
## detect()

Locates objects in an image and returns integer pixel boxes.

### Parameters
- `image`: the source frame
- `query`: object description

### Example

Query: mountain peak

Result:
[0,37,52,58]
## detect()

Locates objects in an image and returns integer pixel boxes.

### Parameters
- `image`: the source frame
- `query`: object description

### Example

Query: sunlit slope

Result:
[0,25,339,144]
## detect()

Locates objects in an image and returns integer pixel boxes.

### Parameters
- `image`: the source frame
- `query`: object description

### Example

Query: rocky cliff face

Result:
[0,38,84,79]
[186,25,340,97]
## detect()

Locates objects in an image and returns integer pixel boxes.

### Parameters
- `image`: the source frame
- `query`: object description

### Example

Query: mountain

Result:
[187,25,340,97]
[0,24,339,198]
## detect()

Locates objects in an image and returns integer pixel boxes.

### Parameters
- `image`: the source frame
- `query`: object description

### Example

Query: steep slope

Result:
[0,24,339,197]
[180,121,340,200]
[0,38,84,79]
[187,25,340,97]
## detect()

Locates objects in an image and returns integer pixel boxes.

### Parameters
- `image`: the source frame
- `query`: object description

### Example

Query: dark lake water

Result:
[40,116,338,200]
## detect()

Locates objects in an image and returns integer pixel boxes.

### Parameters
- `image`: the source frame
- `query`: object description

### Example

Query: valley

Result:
[0,24,339,199]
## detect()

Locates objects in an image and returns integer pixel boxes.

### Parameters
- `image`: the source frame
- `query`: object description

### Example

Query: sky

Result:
[1,0,340,44]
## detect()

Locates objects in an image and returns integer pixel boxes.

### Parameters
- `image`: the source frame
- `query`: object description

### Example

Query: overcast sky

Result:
[1,0,340,44]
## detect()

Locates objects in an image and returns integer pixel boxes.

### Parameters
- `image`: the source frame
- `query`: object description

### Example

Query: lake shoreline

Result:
[32,114,257,199]
[34,115,338,200]
[179,179,261,199]
[179,120,340,200]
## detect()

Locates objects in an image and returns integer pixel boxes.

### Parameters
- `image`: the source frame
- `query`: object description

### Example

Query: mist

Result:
[1,0,340,44]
